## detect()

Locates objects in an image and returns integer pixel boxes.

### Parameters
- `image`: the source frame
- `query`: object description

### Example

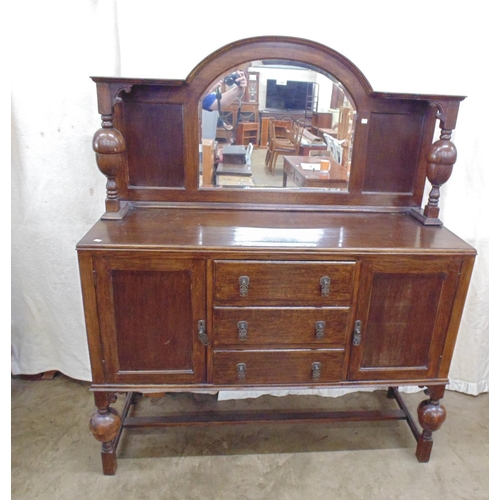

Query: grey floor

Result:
[217,147,289,188]
[12,374,488,500]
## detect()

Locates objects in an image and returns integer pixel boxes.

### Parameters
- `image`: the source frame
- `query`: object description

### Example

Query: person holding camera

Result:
[202,70,247,111]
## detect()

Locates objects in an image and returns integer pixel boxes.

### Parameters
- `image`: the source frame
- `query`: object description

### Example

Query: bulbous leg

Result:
[89,392,121,475]
[387,387,397,399]
[416,385,446,462]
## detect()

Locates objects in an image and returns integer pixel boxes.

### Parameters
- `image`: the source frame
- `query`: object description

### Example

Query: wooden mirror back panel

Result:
[91,36,464,221]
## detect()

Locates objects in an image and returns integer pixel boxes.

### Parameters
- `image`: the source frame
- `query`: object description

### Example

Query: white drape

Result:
[11,1,491,395]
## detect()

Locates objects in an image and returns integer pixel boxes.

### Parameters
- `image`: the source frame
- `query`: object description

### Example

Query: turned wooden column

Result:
[411,99,463,226]
[422,127,457,221]
[416,385,447,462]
[92,81,132,220]
[89,392,121,475]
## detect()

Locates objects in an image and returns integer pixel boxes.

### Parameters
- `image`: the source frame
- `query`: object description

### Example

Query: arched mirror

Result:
[198,60,355,191]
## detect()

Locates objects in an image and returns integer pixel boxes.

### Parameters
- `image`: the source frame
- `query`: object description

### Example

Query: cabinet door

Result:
[347,257,461,381]
[94,255,206,385]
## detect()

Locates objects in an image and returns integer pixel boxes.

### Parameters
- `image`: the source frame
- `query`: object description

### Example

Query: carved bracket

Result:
[95,82,133,117]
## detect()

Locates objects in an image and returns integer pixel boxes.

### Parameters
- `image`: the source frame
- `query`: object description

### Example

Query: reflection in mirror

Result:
[199,60,355,191]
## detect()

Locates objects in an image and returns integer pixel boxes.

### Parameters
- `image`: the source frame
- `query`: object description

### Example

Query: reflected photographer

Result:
[202,70,247,112]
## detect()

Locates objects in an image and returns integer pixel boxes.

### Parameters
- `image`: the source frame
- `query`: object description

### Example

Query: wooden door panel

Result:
[112,269,194,372]
[360,272,443,368]
[94,256,206,384]
[348,258,461,381]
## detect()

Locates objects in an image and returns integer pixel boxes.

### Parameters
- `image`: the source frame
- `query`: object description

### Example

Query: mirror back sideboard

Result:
[79,36,475,475]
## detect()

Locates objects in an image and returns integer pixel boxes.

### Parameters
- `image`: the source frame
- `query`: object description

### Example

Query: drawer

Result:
[213,307,350,347]
[212,349,344,385]
[213,260,356,306]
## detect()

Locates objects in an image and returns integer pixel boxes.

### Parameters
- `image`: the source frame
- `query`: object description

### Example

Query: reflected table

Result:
[283,156,348,189]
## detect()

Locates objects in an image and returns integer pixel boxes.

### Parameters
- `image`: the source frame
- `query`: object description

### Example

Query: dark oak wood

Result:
[90,36,464,214]
[92,255,206,385]
[77,209,475,253]
[212,306,350,347]
[123,408,408,427]
[416,385,447,462]
[347,257,462,381]
[80,36,475,474]
[213,260,356,306]
[212,349,345,385]
[89,392,121,475]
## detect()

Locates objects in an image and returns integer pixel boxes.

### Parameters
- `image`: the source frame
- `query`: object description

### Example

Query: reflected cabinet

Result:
[79,37,475,474]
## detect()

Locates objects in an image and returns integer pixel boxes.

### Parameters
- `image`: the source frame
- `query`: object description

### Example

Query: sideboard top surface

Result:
[77,207,475,255]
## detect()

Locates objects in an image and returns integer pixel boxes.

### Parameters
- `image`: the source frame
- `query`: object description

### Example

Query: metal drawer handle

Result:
[236,362,246,382]
[237,321,248,341]
[315,320,325,340]
[320,276,330,296]
[312,362,322,381]
[352,320,362,346]
[239,276,250,296]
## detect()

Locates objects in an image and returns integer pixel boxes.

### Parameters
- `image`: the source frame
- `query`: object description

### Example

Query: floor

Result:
[250,148,285,187]
[12,374,488,500]
[217,147,289,188]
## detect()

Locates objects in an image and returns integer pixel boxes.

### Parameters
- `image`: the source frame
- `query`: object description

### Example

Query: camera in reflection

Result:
[224,73,241,86]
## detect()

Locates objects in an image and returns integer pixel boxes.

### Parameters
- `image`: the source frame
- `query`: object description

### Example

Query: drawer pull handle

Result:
[320,276,330,296]
[352,320,362,346]
[236,363,246,382]
[198,320,209,346]
[315,320,325,339]
[237,321,248,341]
[312,362,322,381]
[239,276,250,296]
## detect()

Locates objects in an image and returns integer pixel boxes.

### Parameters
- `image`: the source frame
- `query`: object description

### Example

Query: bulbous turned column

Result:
[93,114,128,218]
[416,385,447,462]
[89,392,121,475]
[423,129,457,221]
[410,97,463,226]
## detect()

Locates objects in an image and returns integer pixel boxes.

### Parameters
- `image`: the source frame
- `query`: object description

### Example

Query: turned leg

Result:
[387,386,397,399]
[416,385,447,462]
[89,392,121,475]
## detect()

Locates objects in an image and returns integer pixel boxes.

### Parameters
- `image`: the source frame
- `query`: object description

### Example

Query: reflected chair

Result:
[336,107,355,169]
[323,133,343,164]
[264,119,293,167]
[272,118,293,140]
[267,122,304,175]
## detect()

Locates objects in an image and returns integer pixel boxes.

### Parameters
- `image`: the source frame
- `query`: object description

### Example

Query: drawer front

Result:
[214,261,356,306]
[213,307,350,347]
[212,349,344,385]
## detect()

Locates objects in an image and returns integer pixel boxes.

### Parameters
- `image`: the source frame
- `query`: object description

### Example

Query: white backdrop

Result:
[11,0,491,395]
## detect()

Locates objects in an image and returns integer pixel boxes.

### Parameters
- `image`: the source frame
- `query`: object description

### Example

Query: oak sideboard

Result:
[78,36,475,474]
